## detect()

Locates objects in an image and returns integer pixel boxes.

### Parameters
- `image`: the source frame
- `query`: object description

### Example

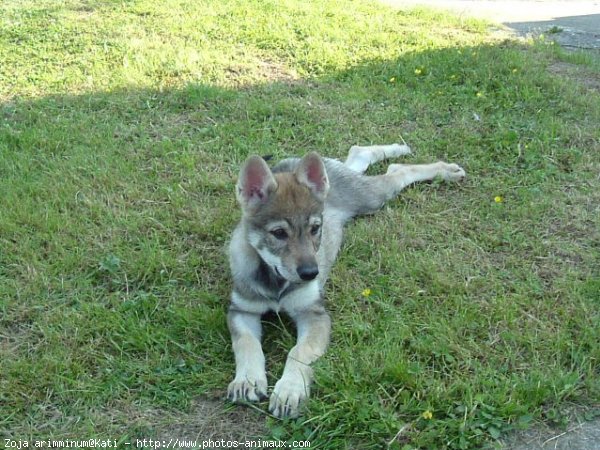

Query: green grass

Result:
[1,0,599,448]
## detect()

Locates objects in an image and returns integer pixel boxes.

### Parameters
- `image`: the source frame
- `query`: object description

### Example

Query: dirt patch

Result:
[256,59,300,83]
[152,397,268,441]
[5,396,268,442]
[0,319,46,356]
[548,61,600,93]
[225,58,300,86]
[501,412,600,450]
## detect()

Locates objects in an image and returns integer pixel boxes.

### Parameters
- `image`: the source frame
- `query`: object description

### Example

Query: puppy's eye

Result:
[310,224,321,236]
[270,228,288,240]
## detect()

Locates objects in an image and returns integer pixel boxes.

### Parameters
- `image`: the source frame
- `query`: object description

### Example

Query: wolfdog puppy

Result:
[227,143,465,417]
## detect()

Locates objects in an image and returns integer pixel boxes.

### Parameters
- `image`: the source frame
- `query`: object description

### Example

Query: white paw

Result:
[227,376,267,403]
[386,143,412,157]
[441,163,466,182]
[269,376,309,418]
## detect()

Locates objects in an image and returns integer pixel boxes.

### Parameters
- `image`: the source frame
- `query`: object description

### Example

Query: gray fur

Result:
[226,143,465,418]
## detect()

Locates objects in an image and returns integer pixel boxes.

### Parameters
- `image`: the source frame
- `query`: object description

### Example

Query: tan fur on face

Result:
[248,173,324,228]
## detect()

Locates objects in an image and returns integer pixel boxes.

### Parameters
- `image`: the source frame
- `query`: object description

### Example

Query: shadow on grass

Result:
[1,41,599,448]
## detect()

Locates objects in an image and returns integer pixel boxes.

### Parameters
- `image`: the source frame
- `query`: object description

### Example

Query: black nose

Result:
[297,265,319,281]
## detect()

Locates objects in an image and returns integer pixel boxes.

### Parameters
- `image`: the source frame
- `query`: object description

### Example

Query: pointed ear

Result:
[236,155,277,211]
[294,152,329,201]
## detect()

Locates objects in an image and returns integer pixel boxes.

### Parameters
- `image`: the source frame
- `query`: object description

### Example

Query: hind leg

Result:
[341,161,466,217]
[318,158,465,283]
[386,161,466,186]
[324,156,465,217]
[345,143,412,174]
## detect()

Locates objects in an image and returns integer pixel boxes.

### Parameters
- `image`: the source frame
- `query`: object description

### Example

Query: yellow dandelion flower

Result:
[422,410,433,420]
[494,196,503,203]
[414,68,422,75]
[476,92,483,97]
[361,288,372,297]
[389,77,396,83]
[512,68,518,74]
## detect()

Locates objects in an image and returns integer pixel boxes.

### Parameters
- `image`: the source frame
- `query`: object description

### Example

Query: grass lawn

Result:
[1,0,599,448]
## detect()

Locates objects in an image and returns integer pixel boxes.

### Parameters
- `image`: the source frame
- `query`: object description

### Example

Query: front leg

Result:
[269,307,331,418]
[227,309,268,402]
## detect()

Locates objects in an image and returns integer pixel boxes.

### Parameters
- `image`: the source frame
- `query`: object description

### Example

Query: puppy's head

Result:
[236,153,329,283]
